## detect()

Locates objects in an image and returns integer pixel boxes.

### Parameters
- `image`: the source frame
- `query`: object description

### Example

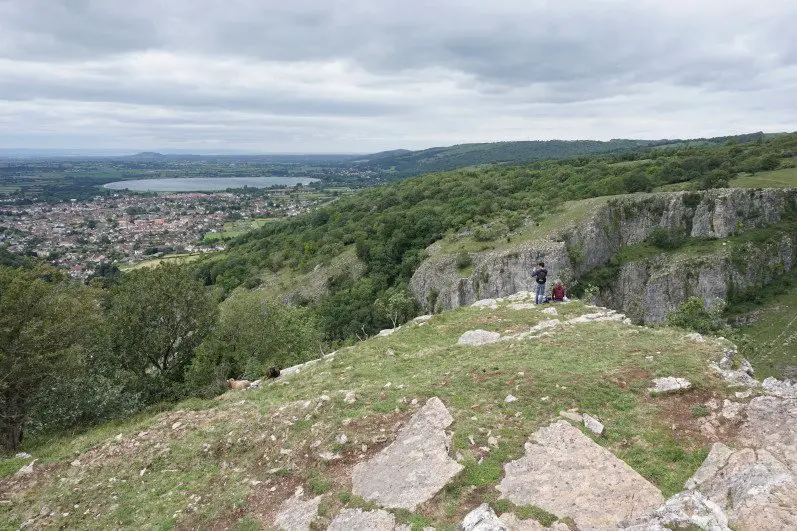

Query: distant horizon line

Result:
[0,130,788,158]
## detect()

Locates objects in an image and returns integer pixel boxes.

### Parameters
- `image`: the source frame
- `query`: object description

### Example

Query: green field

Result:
[203,218,281,242]
[730,166,797,188]
[121,253,204,271]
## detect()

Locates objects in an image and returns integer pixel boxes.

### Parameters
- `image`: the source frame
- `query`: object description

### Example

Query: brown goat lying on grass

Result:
[226,379,251,390]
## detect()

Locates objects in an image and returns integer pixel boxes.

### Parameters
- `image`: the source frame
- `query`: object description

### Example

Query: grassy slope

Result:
[439,197,610,254]
[730,167,797,188]
[1,300,735,530]
[736,275,797,380]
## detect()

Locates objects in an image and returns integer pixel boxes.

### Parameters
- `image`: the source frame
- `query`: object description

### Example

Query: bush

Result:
[666,297,727,335]
[647,228,685,250]
[455,251,473,270]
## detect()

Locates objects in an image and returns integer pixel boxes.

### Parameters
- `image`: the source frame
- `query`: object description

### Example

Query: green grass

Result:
[120,253,204,271]
[730,166,797,188]
[1,301,732,529]
[439,197,610,254]
[735,275,797,380]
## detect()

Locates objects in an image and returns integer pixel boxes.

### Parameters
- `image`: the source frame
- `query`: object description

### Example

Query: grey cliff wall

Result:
[411,188,797,320]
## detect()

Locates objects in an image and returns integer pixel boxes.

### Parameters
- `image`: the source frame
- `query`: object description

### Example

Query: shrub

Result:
[647,228,686,250]
[456,251,473,270]
[666,297,727,335]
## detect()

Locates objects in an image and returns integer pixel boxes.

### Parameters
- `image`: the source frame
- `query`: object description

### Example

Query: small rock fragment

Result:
[460,503,507,531]
[649,377,692,394]
[583,414,605,435]
[16,459,37,476]
[505,394,518,403]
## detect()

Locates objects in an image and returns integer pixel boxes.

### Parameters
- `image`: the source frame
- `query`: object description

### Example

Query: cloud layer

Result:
[1,0,796,152]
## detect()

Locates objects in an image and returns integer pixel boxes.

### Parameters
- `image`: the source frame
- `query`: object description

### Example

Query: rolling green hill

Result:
[353,132,771,179]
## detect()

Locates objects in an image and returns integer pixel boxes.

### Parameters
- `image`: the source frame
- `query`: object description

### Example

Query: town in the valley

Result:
[0,188,324,278]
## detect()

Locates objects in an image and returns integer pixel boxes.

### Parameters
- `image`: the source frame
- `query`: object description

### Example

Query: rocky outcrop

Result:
[498,421,664,529]
[411,188,797,320]
[625,376,797,531]
[351,397,463,510]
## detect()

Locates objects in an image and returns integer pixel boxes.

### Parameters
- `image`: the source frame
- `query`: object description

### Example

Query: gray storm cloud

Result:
[0,0,795,151]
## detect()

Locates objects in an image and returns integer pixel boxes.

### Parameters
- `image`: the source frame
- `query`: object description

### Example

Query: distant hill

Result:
[354,133,768,178]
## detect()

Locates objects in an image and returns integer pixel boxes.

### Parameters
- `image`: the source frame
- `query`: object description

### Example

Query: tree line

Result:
[0,262,322,451]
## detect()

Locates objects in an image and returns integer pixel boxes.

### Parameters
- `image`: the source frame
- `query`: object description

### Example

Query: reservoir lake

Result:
[103,176,318,192]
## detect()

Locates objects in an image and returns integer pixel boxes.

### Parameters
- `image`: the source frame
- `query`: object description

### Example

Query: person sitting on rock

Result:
[551,281,566,302]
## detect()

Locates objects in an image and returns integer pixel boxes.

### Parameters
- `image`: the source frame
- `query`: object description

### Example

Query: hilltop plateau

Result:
[3,295,795,530]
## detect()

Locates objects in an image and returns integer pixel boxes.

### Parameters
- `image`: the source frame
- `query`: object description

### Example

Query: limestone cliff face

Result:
[411,188,797,319]
[598,233,797,322]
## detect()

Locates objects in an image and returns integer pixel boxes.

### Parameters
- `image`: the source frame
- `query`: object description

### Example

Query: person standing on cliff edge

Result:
[532,262,548,304]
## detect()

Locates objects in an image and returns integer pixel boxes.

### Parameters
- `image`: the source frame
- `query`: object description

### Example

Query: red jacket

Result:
[552,285,565,301]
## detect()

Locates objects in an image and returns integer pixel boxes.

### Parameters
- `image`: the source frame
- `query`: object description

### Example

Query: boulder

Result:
[352,397,464,510]
[498,421,663,529]
[458,330,501,346]
[738,395,797,469]
[762,376,797,398]
[689,446,797,530]
[15,459,37,476]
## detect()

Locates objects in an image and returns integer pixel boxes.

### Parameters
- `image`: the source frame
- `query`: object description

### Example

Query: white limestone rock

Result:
[460,504,507,531]
[273,494,323,531]
[352,397,464,510]
[327,508,396,531]
[583,413,604,435]
[458,330,501,346]
[762,376,797,398]
[619,490,730,531]
[648,377,692,394]
[498,421,663,529]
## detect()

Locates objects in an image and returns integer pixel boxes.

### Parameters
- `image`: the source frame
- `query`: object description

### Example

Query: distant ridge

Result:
[354,133,767,178]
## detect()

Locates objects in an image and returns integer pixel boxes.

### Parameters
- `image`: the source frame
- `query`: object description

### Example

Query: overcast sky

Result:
[1,0,796,153]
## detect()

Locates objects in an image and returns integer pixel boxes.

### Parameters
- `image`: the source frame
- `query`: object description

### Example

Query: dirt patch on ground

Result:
[198,408,415,530]
[607,368,652,389]
[648,388,722,447]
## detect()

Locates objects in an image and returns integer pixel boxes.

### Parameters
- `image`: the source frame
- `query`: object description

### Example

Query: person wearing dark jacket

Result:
[531,262,547,304]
